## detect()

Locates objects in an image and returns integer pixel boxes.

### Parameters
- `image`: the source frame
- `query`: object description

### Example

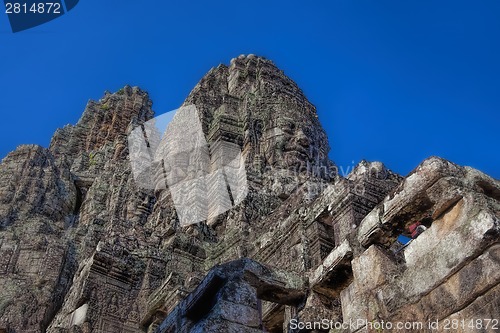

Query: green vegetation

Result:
[89,152,96,166]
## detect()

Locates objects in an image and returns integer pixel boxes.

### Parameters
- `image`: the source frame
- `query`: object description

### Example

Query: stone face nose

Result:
[295,129,311,148]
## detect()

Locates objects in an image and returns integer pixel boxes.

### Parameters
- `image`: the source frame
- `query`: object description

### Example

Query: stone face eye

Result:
[283,123,295,134]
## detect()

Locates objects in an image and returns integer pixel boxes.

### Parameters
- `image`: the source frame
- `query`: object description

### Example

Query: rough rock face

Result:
[0,55,498,333]
[0,145,76,333]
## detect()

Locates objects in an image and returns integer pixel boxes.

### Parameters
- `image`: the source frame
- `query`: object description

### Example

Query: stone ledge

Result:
[310,240,353,297]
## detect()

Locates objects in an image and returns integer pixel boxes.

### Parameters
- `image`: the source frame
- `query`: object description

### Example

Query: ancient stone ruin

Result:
[0,55,498,333]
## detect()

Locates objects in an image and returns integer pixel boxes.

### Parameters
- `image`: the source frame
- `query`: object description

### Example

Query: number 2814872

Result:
[5,2,61,14]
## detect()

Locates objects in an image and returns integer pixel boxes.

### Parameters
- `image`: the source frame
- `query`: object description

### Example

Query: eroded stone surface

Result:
[0,55,498,333]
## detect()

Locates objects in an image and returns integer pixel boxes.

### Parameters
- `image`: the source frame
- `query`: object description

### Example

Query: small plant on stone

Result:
[89,152,96,167]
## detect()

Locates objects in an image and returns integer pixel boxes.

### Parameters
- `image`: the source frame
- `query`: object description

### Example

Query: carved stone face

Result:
[183,55,334,185]
[263,116,320,172]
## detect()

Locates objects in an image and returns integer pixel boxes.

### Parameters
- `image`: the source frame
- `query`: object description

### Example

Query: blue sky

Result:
[0,0,499,178]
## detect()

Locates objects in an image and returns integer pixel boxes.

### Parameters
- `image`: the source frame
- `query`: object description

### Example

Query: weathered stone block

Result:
[351,245,399,291]
[310,240,353,297]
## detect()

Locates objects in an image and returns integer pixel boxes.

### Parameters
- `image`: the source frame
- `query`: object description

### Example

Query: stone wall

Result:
[155,157,499,333]
[0,56,498,333]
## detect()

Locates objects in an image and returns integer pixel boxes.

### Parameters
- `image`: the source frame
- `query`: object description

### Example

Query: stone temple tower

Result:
[0,56,498,333]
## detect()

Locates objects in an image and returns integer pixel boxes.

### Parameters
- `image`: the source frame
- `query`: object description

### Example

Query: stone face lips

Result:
[0,55,499,333]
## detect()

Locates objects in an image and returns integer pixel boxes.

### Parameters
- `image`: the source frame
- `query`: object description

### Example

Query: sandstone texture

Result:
[0,55,498,333]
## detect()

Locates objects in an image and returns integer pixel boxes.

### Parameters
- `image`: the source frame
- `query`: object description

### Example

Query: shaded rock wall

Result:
[344,157,500,333]
[0,145,76,333]
[155,157,499,333]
